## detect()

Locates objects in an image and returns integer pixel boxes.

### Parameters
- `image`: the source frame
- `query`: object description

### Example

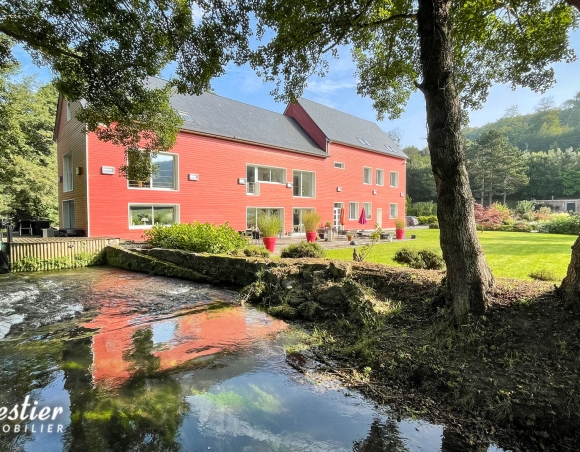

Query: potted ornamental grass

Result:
[394,217,406,240]
[302,211,321,242]
[257,213,283,252]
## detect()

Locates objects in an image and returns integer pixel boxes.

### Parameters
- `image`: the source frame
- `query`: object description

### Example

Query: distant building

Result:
[54,78,407,240]
[535,199,580,213]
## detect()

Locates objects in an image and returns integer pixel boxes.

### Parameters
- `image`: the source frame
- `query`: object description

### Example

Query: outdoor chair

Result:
[19,219,33,236]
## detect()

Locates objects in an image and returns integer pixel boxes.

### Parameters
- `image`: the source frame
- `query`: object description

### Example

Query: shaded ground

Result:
[242,261,580,452]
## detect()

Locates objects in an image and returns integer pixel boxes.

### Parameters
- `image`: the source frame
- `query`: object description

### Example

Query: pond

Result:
[0,267,504,452]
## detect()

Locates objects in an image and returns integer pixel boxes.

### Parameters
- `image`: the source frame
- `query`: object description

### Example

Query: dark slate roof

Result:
[296,97,407,159]
[146,77,326,157]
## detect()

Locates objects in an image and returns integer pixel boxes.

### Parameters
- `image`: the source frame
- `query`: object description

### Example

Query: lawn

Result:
[325,229,576,281]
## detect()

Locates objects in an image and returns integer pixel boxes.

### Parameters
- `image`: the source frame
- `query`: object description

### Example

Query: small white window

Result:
[357,138,371,146]
[349,202,359,220]
[376,169,384,186]
[63,152,73,192]
[363,167,372,185]
[390,204,398,219]
[334,162,345,169]
[390,171,399,188]
[385,145,398,153]
[363,202,372,220]
[66,102,71,121]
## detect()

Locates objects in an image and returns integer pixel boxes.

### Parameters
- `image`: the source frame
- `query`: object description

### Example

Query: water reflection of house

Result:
[83,304,287,386]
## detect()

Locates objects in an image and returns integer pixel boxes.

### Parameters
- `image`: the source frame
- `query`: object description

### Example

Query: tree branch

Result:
[0,26,83,61]
[359,13,417,30]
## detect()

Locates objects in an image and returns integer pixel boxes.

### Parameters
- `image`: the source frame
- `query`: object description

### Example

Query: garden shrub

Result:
[280,242,325,258]
[417,215,437,225]
[537,214,580,234]
[515,200,535,215]
[407,201,437,217]
[144,222,247,254]
[243,245,271,258]
[393,248,445,270]
[529,269,558,281]
[428,222,439,229]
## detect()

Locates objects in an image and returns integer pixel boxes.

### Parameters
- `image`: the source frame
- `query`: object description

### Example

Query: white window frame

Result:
[63,152,73,193]
[349,202,359,220]
[363,202,372,220]
[128,204,180,229]
[389,203,398,219]
[376,169,384,186]
[292,170,316,198]
[128,152,179,191]
[246,164,286,185]
[66,101,71,121]
[390,171,399,188]
[334,162,345,169]
[363,167,372,185]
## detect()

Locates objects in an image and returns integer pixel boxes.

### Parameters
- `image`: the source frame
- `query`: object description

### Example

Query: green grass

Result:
[326,230,576,281]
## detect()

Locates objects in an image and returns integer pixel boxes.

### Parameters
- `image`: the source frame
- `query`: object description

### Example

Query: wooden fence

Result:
[8,237,120,272]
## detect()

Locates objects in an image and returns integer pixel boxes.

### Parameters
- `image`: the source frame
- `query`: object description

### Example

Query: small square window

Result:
[376,169,384,186]
[363,202,372,220]
[334,162,345,169]
[363,167,372,185]
[349,202,359,220]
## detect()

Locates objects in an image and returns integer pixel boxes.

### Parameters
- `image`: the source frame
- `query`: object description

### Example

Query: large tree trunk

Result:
[417,0,495,321]
[561,236,580,302]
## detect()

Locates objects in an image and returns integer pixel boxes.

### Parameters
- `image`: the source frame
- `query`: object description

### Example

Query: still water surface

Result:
[0,267,504,452]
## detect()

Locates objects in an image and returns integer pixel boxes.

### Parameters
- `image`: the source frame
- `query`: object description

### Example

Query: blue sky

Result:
[14,27,580,150]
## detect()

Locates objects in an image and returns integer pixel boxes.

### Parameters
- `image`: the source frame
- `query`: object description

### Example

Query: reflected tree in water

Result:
[353,418,409,452]
[63,327,188,452]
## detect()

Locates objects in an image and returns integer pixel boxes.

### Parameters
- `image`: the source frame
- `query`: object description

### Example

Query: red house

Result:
[54,78,407,240]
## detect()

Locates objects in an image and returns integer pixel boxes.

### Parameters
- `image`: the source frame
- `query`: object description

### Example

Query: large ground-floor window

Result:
[292,208,315,234]
[129,204,179,228]
[246,207,284,230]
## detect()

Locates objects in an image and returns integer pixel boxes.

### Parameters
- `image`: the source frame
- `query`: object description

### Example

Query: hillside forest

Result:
[407,92,580,204]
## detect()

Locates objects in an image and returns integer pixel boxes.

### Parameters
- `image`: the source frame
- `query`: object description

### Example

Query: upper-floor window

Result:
[349,202,358,220]
[66,102,71,121]
[334,162,345,169]
[129,153,177,190]
[390,171,399,188]
[293,170,315,198]
[247,165,285,184]
[63,152,73,192]
[376,169,384,186]
[363,167,372,185]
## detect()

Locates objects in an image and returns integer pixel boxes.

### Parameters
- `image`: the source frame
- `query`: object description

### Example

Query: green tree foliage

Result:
[0,65,58,222]
[404,146,437,202]
[0,0,247,177]
[466,130,528,204]
[517,148,580,199]
[463,92,580,152]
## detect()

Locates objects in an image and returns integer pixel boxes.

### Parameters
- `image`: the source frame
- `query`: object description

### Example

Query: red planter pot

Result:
[305,232,317,243]
[262,237,277,252]
[395,229,405,240]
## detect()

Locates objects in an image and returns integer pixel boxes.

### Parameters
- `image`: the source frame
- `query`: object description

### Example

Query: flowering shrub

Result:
[537,214,580,234]
[474,204,503,230]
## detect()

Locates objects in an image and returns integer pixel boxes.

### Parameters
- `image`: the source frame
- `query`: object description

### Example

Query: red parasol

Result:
[339,207,345,226]
[358,207,367,231]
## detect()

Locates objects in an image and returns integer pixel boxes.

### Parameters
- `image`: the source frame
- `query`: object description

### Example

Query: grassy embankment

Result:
[325,229,575,280]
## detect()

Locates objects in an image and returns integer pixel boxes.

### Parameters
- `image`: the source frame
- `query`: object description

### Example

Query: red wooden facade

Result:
[56,98,406,240]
